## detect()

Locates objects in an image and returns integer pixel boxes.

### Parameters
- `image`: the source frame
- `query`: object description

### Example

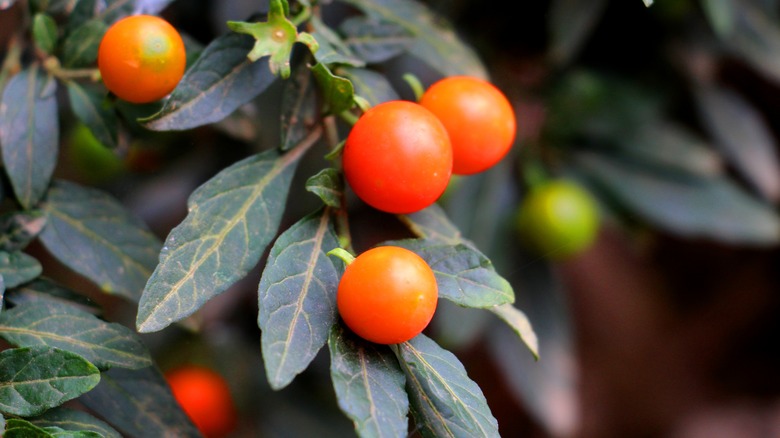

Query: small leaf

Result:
[310,62,355,115]
[0,65,59,210]
[694,85,780,202]
[31,407,123,438]
[392,335,499,438]
[258,210,341,389]
[338,67,400,107]
[281,60,319,151]
[548,0,609,66]
[0,300,152,370]
[305,168,343,208]
[79,366,200,437]
[383,239,514,308]
[0,251,42,288]
[38,181,161,301]
[340,16,413,64]
[329,324,409,438]
[489,304,539,360]
[142,32,277,131]
[33,13,58,55]
[137,138,317,333]
[0,346,100,417]
[61,19,107,68]
[338,0,487,79]
[0,210,47,252]
[66,81,118,150]
[6,277,100,312]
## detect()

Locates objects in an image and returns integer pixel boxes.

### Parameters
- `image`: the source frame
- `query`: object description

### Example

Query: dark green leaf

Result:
[694,85,780,201]
[0,210,47,252]
[95,0,135,25]
[62,19,107,68]
[38,180,162,301]
[5,418,103,437]
[0,251,42,288]
[329,324,409,438]
[337,0,487,79]
[0,65,58,210]
[0,300,152,370]
[310,16,366,67]
[66,81,118,150]
[305,168,343,208]
[0,346,100,417]
[33,13,58,55]
[281,61,319,151]
[142,32,277,131]
[66,0,98,34]
[340,16,413,64]
[79,366,200,437]
[392,335,499,438]
[489,304,539,360]
[31,407,122,438]
[548,0,609,66]
[575,152,780,245]
[383,239,514,308]
[400,204,467,245]
[6,278,100,312]
[311,62,355,115]
[137,139,317,333]
[258,210,341,389]
[338,67,399,107]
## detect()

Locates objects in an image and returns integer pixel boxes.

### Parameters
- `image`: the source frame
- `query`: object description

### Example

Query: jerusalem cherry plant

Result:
[0,0,538,436]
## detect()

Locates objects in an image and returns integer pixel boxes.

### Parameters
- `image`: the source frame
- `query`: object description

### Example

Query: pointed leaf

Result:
[6,278,100,312]
[281,61,319,151]
[548,0,609,66]
[694,85,780,202]
[383,239,514,308]
[79,366,200,437]
[32,13,58,55]
[392,335,499,438]
[142,32,277,131]
[329,324,409,438]
[61,19,107,68]
[489,303,539,360]
[0,346,100,417]
[258,210,341,389]
[339,67,400,107]
[337,0,487,79]
[66,81,118,150]
[305,168,343,208]
[0,65,58,209]
[0,251,42,288]
[137,136,317,333]
[0,210,47,252]
[340,16,413,64]
[31,407,122,438]
[0,300,152,370]
[38,180,162,301]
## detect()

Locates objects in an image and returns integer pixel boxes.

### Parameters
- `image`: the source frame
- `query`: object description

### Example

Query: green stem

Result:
[43,57,100,81]
[403,73,425,102]
[327,247,355,265]
[324,115,354,254]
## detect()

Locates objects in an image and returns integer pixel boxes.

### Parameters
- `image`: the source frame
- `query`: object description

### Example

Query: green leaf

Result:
[575,152,780,245]
[0,251,42,288]
[340,16,413,64]
[305,168,343,208]
[392,335,499,437]
[726,3,780,83]
[5,418,103,437]
[65,81,118,150]
[142,32,277,131]
[337,0,487,79]
[382,239,514,308]
[0,300,152,370]
[310,62,355,115]
[38,181,161,301]
[0,346,100,417]
[281,61,319,151]
[701,0,736,37]
[33,13,58,55]
[61,19,107,68]
[328,324,409,438]
[0,65,59,210]
[258,210,341,389]
[489,304,539,360]
[0,210,47,252]
[6,278,100,312]
[693,85,780,202]
[31,407,122,438]
[78,366,200,437]
[338,67,399,107]
[137,138,317,333]
[65,0,98,34]
[309,16,365,67]
[400,204,467,246]
[548,0,609,66]
[94,0,135,25]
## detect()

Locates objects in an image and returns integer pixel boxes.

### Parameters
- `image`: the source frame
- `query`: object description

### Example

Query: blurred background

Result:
[5,0,780,437]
